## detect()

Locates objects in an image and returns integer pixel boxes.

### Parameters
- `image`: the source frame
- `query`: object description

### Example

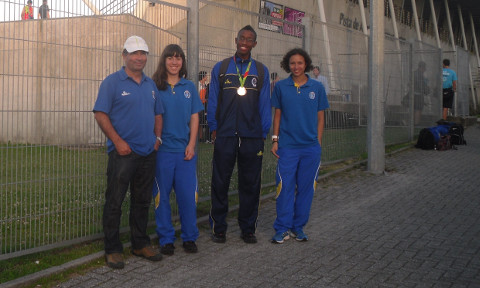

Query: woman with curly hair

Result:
[270,48,329,244]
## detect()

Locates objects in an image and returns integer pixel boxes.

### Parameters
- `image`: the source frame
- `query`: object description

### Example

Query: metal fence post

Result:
[367,0,385,174]
[187,0,198,86]
[304,16,311,54]
[409,42,415,141]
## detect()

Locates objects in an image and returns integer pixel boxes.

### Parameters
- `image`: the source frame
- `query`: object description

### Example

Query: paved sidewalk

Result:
[58,125,480,287]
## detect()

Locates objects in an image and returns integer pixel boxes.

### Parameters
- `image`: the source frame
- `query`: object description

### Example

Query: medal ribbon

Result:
[233,56,252,88]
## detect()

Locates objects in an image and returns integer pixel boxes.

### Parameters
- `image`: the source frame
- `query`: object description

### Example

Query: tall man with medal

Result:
[207,25,271,244]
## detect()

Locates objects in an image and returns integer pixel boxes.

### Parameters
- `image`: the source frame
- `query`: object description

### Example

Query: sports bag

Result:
[435,119,466,145]
[415,128,435,150]
[436,135,453,151]
[448,124,466,145]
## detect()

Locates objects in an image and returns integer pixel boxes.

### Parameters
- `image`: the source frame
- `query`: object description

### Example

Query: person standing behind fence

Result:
[207,25,271,244]
[38,0,50,19]
[311,65,330,95]
[198,71,209,142]
[413,61,430,125]
[442,59,457,120]
[21,0,34,20]
[151,44,203,256]
[270,48,329,244]
[93,35,164,269]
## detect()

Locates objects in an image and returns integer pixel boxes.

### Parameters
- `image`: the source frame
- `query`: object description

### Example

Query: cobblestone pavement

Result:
[58,126,480,288]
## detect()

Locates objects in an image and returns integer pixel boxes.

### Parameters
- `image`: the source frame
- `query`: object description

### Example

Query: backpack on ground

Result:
[437,135,453,151]
[435,119,467,145]
[448,124,466,145]
[415,128,435,150]
[415,125,452,150]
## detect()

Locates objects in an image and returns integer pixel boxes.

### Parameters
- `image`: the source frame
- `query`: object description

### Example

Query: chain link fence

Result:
[0,0,187,260]
[0,0,451,260]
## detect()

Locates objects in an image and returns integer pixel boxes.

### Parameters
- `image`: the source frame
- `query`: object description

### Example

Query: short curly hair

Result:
[280,48,313,74]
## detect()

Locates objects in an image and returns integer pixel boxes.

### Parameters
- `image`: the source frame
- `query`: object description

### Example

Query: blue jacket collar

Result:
[234,53,252,64]
[119,66,147,83]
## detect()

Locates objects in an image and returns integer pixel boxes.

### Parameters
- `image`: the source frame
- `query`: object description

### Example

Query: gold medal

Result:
[237,87,246,96]
[233,56,252,97]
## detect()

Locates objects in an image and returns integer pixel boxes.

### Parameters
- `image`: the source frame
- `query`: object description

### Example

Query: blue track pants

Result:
[153,151,199,245]
[273,145,321,233]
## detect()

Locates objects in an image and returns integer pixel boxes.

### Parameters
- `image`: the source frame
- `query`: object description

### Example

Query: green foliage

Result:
[0,241,104,284]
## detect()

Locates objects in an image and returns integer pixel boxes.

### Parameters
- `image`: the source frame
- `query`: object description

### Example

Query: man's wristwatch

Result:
[156,136,163,145]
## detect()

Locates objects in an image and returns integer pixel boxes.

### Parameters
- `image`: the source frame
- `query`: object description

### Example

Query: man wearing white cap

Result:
[93,35,164,269]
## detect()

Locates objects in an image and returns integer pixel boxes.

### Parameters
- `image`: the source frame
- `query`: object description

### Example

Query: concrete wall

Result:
[1,0,477,145]
[0,14,180,145]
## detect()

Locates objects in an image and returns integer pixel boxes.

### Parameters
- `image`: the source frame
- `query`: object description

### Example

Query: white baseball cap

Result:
[123,36,149,53]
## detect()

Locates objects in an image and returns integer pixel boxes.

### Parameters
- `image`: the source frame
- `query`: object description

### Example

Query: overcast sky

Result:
[0,0,136,21]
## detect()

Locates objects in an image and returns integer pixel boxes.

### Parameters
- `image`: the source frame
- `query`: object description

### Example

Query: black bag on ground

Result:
[437,135,453,151]
[415,128,435,150]
[448,124,466,145]
[436,119,466,145]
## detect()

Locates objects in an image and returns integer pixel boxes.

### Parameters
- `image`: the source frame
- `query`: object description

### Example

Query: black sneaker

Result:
[211,232,226,243]
[241,233,257,244]
[183,241,198,253]
[160,243,175,256]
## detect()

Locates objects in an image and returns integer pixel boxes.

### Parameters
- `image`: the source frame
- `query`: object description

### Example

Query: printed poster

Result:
[283,6,305,37]
[259,0,284,33]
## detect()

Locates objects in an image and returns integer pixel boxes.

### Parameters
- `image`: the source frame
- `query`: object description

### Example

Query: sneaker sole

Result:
[290,231,308,241]
[271,234,290,244]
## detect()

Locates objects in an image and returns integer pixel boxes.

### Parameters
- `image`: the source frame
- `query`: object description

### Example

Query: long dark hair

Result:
[152,44,187,90]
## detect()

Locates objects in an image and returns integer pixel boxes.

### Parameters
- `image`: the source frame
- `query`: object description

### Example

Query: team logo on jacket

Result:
[184,90,191,99]
[121,91,130,97]
[309,92,316,99]
[252,77,257,87]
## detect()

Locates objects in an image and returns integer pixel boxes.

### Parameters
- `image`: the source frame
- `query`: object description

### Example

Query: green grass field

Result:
[0,126,413,261]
